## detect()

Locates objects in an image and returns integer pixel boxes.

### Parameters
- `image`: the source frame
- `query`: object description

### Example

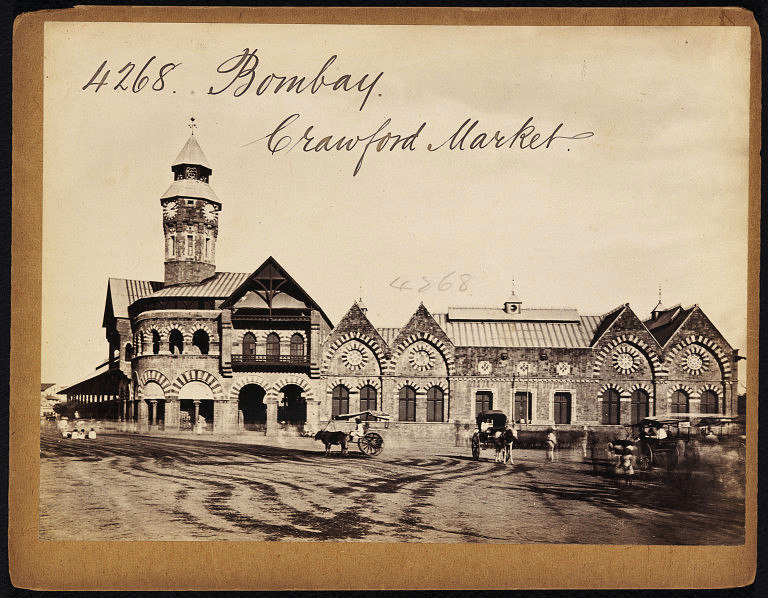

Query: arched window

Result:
[290,334,305,360]
[152,330,160,355]
[475,391,492,414]
[426,387,444,422]
[700,390,718,414]
[192,330,209,355]
[266,333,280,357]
[332,385,349,417]
[671,390,689,414]
[399,386,416,421]
[631,389,650,424]
[359,385,377,417]
[169,329,184,355]
[242,332,257,356]
[124,343,133,361]
[602,389,621,425]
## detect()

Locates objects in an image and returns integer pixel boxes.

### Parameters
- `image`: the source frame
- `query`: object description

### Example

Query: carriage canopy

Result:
[476,410,508,429]
[332,410,391,421]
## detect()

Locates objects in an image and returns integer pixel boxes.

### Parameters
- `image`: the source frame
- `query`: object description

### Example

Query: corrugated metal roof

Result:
[173,135,211,168]
[149,272,250,298]
[447,307,581,322]
[160,179,220,204]
[108,278,163,318]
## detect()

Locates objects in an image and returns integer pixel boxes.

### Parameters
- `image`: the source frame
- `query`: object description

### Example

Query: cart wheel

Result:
[637,443,653,471]
[358,432,384,456]
[471,435,480,460]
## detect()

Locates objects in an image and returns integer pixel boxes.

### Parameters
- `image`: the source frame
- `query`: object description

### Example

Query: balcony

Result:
[231,353,310,372]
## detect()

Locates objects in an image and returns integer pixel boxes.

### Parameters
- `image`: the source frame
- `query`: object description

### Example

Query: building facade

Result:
[60,134,741,439]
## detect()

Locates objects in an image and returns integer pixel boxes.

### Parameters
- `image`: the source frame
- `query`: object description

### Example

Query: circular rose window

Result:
[409,347,434,371]
[681,347,709,375]
[341,342,368,370]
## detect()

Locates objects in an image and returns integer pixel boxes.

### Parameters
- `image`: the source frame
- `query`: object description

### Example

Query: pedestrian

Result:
[87,427,97,439]
[546,427,557,462]
[621,445,636,485]
[581,425,589,459]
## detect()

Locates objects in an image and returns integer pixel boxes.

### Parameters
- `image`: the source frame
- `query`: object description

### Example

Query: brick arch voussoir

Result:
[326,377,352,393]
[629,382,653,394]
[354,378,382,393]
[188,322,216,341]
[598,382,630,399]
[668,383,695,399]
[592,335,662,377]
[171,369,224,401]
[325,333,386,364]
[667,336,731,378]
[138,369,173,397]
[229,375,271,400]
[698,383,723,398]
[393,333,455,373]
[273,376,314,401]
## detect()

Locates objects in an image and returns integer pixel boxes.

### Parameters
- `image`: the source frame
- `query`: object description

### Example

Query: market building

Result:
[58,132,741,439]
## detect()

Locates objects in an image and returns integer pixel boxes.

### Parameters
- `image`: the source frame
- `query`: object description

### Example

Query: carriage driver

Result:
[349,417,367,441]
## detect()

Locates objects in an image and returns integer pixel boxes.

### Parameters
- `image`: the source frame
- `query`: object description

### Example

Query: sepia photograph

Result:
[12,7,757,590]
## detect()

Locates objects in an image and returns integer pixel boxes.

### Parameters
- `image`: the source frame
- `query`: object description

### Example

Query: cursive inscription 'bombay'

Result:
[208,49,384,112]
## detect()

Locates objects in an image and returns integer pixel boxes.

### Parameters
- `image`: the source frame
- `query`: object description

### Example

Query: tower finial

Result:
[658,283,662,303]
[188,117,197,134]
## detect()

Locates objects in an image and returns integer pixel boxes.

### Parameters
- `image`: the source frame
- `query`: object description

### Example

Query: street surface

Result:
[39,428,744,544]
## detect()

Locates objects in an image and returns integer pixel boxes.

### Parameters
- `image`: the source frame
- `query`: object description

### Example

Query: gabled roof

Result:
[447,307,581,322]
[149,272,249,298]
[329,302,390,352]
[103,278,163,324]
[643,304,695,346]
[173,134,211,169]
[588,304,628,346]
[392,303,454,350]
[219,256,333,327]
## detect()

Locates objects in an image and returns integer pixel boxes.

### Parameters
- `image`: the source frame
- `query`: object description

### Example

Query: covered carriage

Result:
[471,410,515,461]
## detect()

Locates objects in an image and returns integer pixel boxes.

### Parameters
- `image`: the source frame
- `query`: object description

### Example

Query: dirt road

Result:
[39,430,744,544]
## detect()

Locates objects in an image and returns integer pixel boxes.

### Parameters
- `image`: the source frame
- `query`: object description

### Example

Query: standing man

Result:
[546,427,557,462]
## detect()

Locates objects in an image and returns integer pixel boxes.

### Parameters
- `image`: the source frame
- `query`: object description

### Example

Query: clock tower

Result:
[160,127,221,286]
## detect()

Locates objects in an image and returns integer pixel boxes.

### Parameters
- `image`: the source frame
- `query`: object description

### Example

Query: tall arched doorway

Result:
[238,384,267,432]
[178,380,214,432]
[279,384,306,427]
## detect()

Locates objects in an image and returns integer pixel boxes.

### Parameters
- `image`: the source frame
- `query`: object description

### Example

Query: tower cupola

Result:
[160,122,221,286]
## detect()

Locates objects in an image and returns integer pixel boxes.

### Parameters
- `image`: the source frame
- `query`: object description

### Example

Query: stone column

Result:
[137,400,149,432]
[265,400,279,437]
[164,399,180,430]
[305,399,319,434]
[149,400,157,426]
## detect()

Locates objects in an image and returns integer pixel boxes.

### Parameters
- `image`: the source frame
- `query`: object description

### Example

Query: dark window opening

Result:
[242,332,257,356]
[359,385,377,418]
[671,390,689,414]
[514,391,532,423]
[169,329,184,355]
[554,392,571,425]
[602,389,620,425]
[152,330,160,354]
[700,390,718,414]
[399,386,416,421]
[332,385,349,418]
[630,389,650,424]
[475,391,493,414]
[266,333,280,357]
[426,387,444,422]
[192,330,209,355]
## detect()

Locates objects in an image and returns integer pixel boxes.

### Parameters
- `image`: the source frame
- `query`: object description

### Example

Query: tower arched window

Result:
[359,385,377,417]
[332,385,349,417]
[192,330,209,355]
[700,390,718,414]
[631,389,650,424]
[169,329,184,355]
[426,386,444,422]
[266,333,280,357]
[124,343,133,361]
[671,390,689,414]
[602,389,620,425]
[242,332,257,356]
[152,330,160,355]
[290,334,305,360]
[399,386,416,422]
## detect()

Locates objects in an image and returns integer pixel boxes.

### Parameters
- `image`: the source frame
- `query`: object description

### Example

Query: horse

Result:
[314,430,349,455]
[493,428,518,464]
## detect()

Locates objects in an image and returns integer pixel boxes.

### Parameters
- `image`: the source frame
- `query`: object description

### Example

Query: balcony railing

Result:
[231,354,310,371]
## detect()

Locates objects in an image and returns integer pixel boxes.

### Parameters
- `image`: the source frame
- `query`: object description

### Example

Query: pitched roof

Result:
[643,305,695,346]
[219,257,334,327]
[588,304,628,345]
[149,272,249,298]
[160,179,221,205]
[447,307,580,322]
[173,134,211,169]
[105,278,163,321]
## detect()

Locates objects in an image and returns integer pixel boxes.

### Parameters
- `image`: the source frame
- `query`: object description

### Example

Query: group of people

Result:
[63,427,97,439]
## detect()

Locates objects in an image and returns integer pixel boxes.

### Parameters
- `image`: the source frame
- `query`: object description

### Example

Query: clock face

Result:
[163,201,177,219]
[185,166,197,179]
[204,203,217,222]
[477,360,492,375]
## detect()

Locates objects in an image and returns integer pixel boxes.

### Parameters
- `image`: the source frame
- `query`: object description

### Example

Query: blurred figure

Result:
[546,427,557,462]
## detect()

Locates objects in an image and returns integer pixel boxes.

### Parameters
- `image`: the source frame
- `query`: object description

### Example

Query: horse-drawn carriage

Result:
[314,410,389,456]
[471,410,516,462]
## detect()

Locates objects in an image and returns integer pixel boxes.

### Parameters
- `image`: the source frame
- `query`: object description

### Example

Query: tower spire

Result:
[188,116,197,135]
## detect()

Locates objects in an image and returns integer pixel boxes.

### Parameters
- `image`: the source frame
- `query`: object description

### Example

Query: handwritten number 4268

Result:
[390,272,471,293]
[82,58,181,93]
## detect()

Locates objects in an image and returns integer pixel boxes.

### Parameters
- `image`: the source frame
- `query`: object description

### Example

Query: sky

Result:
[41,23,751,389]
